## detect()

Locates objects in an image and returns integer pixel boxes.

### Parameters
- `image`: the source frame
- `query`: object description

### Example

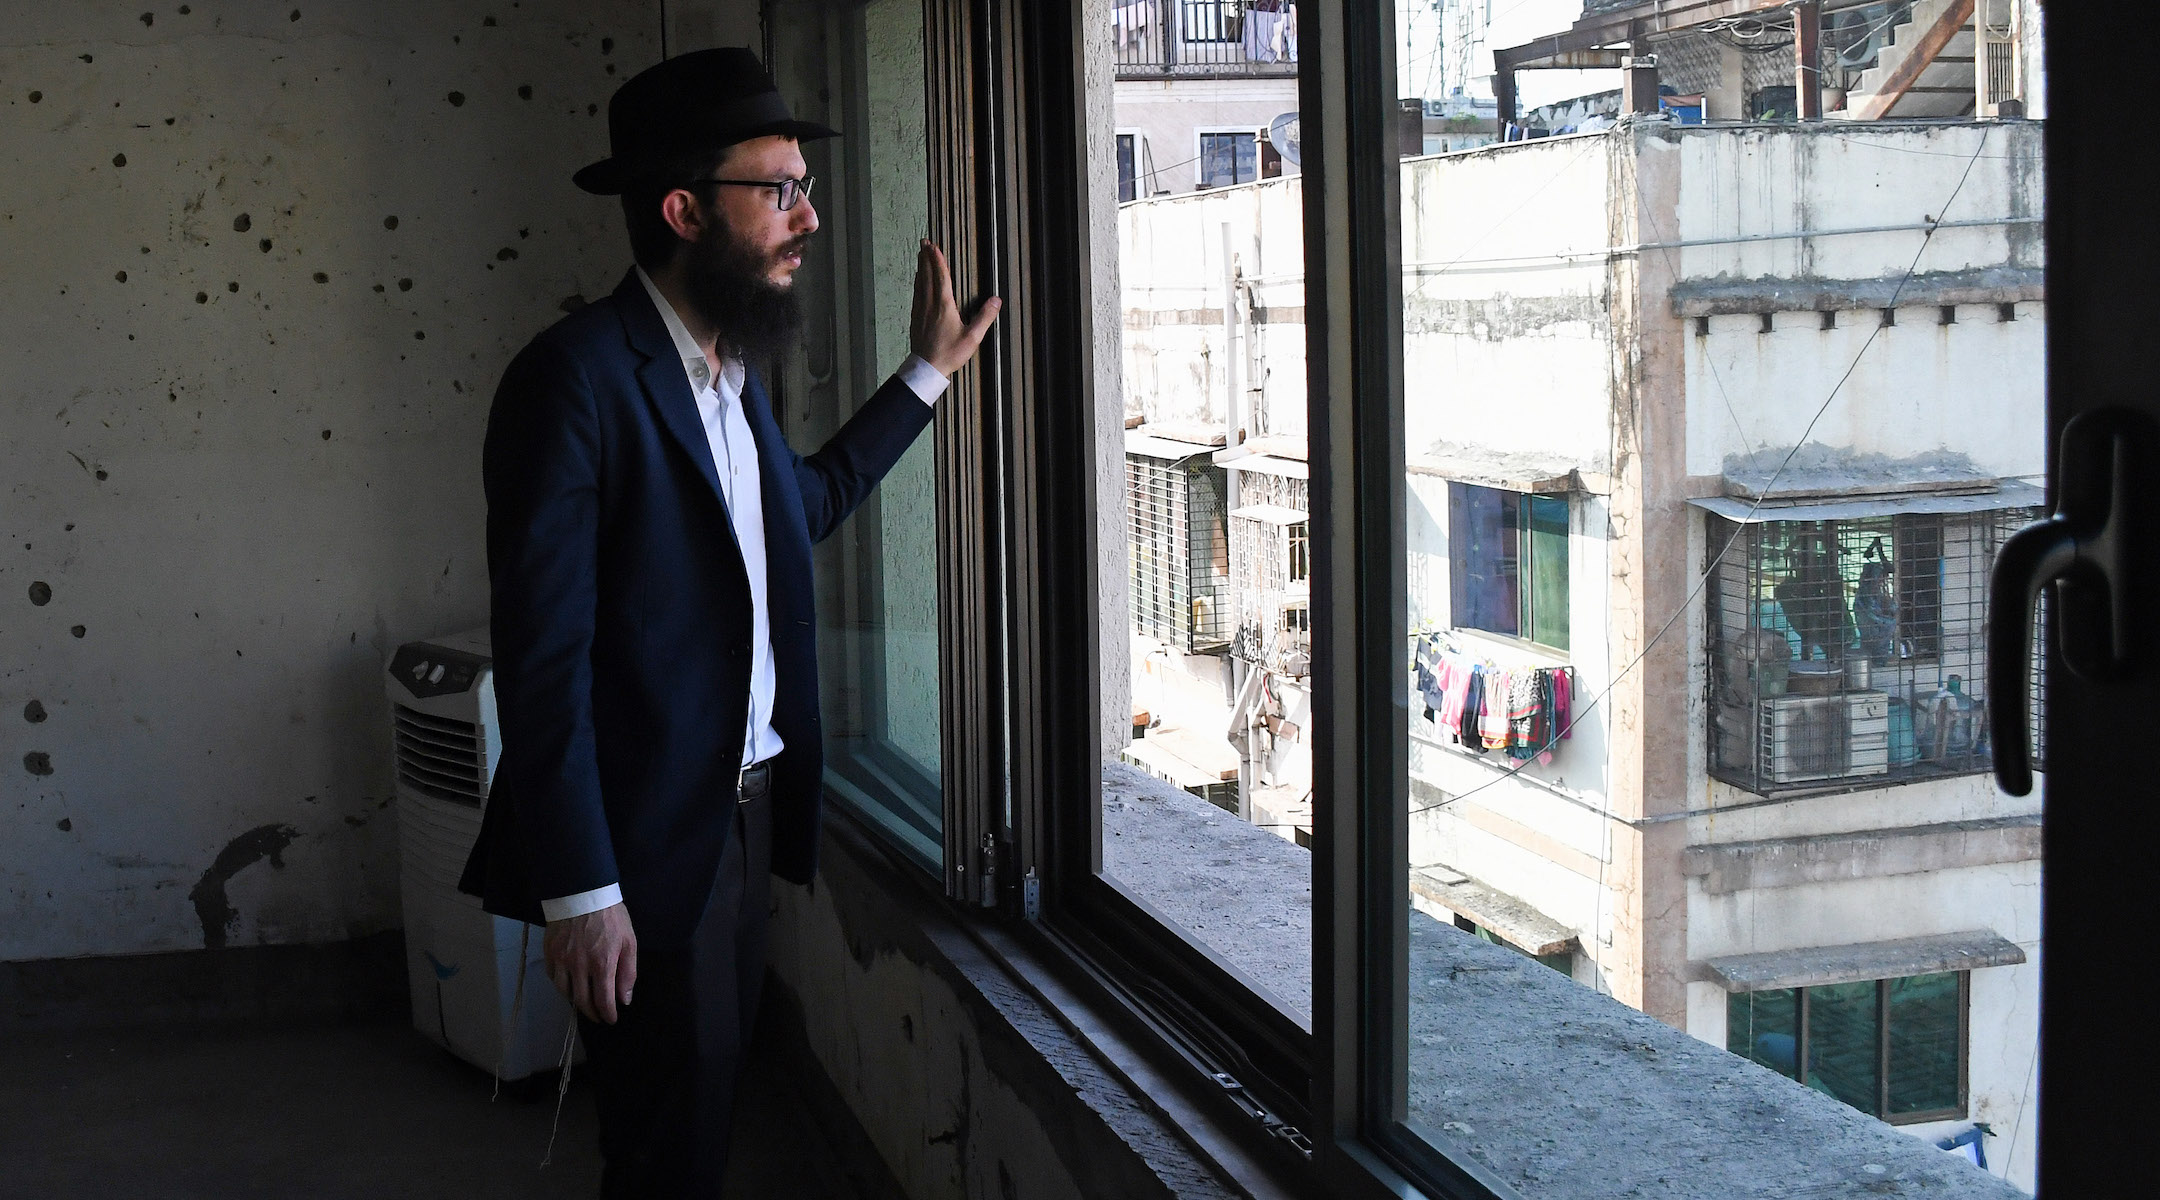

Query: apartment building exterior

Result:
[1116,115,2045,1188]
[1112,0,1301,198]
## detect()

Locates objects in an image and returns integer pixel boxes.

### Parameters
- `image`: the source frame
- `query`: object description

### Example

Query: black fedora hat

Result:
[572,47,838,196]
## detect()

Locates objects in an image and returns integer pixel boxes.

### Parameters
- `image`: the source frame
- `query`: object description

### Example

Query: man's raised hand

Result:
[910,239,1002,378]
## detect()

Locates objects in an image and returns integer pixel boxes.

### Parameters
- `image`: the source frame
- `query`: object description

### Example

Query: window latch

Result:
[1989,407,2152,795]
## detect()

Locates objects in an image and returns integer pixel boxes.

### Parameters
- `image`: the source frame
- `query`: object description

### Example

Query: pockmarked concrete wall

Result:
[2,1,656,961]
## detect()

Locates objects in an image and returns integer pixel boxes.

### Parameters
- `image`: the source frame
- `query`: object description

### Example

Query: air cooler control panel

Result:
[390,642,489,700]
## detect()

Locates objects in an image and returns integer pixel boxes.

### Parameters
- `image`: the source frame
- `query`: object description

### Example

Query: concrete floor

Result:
[0,1017,864,1199]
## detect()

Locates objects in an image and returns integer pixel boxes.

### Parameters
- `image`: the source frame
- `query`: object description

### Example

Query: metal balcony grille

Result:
[1705,503,2038,796]
[1128,448,1232,653]
[1229,472,1310,676]
[1112,0,1299,78]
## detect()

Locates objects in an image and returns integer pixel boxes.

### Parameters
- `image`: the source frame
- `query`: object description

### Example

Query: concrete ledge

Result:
[1683,815,2043,895]
[1409,865,1577,957]
[1,931,407,1033]
[1670,267,2045,317]
[769,803,1254,1200]
[1694,931,2028,993]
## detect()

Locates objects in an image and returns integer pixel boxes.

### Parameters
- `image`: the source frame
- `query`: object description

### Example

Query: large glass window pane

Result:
[1389,0,2044,1188]
[785,0,942,868]
[1728,988,1801,1081]
[1888,972,1963,1117]
[1091,0,1309,1021]
[1808,981,1884,1114]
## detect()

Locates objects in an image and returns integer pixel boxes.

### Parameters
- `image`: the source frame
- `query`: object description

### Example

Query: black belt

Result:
[736,761,773,805]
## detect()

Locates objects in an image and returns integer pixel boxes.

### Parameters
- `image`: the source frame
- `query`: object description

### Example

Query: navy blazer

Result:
[458,269,936,947]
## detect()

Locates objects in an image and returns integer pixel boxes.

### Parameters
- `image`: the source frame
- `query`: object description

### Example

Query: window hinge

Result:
[978,832,998,907]
[1021,867,1040,921]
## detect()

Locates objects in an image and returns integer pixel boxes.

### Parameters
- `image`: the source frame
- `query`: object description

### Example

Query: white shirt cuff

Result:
[541,883,623,923]
[897,354,949,404]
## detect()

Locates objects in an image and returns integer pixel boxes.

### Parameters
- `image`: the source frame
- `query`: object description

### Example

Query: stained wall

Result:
[2,1,659,961]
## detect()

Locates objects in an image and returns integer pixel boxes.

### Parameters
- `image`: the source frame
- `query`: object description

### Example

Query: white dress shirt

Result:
[540,267,948,923]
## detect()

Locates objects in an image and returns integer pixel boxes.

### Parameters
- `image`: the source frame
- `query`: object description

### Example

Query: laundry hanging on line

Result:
[1413,632,1574,764]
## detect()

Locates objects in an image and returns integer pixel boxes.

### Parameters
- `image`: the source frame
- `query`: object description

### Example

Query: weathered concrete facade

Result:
[1116,115,2046,1190]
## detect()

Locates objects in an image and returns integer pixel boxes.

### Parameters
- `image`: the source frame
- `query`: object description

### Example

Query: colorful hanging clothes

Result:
[1479,668,1513,751]
[1415,634,1576,761]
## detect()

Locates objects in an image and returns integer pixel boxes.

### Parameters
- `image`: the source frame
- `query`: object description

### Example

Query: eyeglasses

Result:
[693,175,816,212]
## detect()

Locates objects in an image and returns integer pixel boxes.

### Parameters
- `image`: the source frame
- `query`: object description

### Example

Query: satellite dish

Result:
[1265,112,1301,167]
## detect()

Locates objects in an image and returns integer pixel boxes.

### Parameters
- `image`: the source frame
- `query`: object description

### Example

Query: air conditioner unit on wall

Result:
[1759,692,1891,784]
[386,625,576,1080]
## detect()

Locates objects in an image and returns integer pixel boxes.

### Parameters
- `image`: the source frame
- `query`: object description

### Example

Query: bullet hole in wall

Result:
[312,272,328,283]
[601,37,614,54]
[414,330,425,340]
[260,238,273,253]
[496,247,517,261]
[518,84,532,100]
[24,752,54,776]
[27,91,42,103]
[180,4,191,13]
[587,103,599,116]
[57,818,73,832]
[321,429,331,440]
[290,9,301,21]
[605,64,615,75]
[94,469,108,481]
[384,215,399,230]
[28,581,52,606]
[71,625,86,638]
[233,213,251,233]
[447,91,466,107]
[227,281,238,292]
[141,12,153,27]
[24,700,47,724]
[484,16,498,27]
[372,283,384,293]
[64,523,75,530]
[164,117,175,125]
[80,54,93,63]
[112,153,127,167]
[115,270,127,283]
[398,277,412,291]
[195,291,208,303]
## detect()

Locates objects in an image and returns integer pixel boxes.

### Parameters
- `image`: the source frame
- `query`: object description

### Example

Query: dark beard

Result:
[682,218,806,364]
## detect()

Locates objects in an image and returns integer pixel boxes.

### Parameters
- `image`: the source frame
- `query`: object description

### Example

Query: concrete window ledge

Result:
[772,766,2024,1199]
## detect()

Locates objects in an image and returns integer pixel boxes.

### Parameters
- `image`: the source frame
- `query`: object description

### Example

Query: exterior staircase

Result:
[1834,0,1978,119]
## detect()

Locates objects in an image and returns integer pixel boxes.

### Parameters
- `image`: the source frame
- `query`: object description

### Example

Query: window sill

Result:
[1095,765,2023,1198]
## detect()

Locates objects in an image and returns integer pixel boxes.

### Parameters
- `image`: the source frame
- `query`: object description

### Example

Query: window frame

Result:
[1195,126,1261,188]
[815,1,2118,1197]
[1444,481,1570,655]
[1728,972,1972,1126]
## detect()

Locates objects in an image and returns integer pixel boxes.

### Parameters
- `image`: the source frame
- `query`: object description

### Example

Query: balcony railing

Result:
[1113,0,1299,78]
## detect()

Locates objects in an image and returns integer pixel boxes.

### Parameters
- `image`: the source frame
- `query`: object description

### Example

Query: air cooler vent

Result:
[393,703,485,805]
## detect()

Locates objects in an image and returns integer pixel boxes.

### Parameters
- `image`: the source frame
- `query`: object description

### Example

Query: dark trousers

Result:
[578,785,773,1198]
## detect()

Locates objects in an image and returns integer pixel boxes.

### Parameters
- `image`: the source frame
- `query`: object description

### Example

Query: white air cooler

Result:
[386,625,577,1079]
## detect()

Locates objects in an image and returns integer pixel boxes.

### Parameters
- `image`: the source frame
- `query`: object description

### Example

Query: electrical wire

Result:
[1406,123,1996,821]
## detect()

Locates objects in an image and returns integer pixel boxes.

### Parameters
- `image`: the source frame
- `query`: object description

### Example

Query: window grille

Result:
[1705,504,2039,796]
[1229,472,1310,676]
[1127,448,1232,653]
[1112,0,1299,78]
